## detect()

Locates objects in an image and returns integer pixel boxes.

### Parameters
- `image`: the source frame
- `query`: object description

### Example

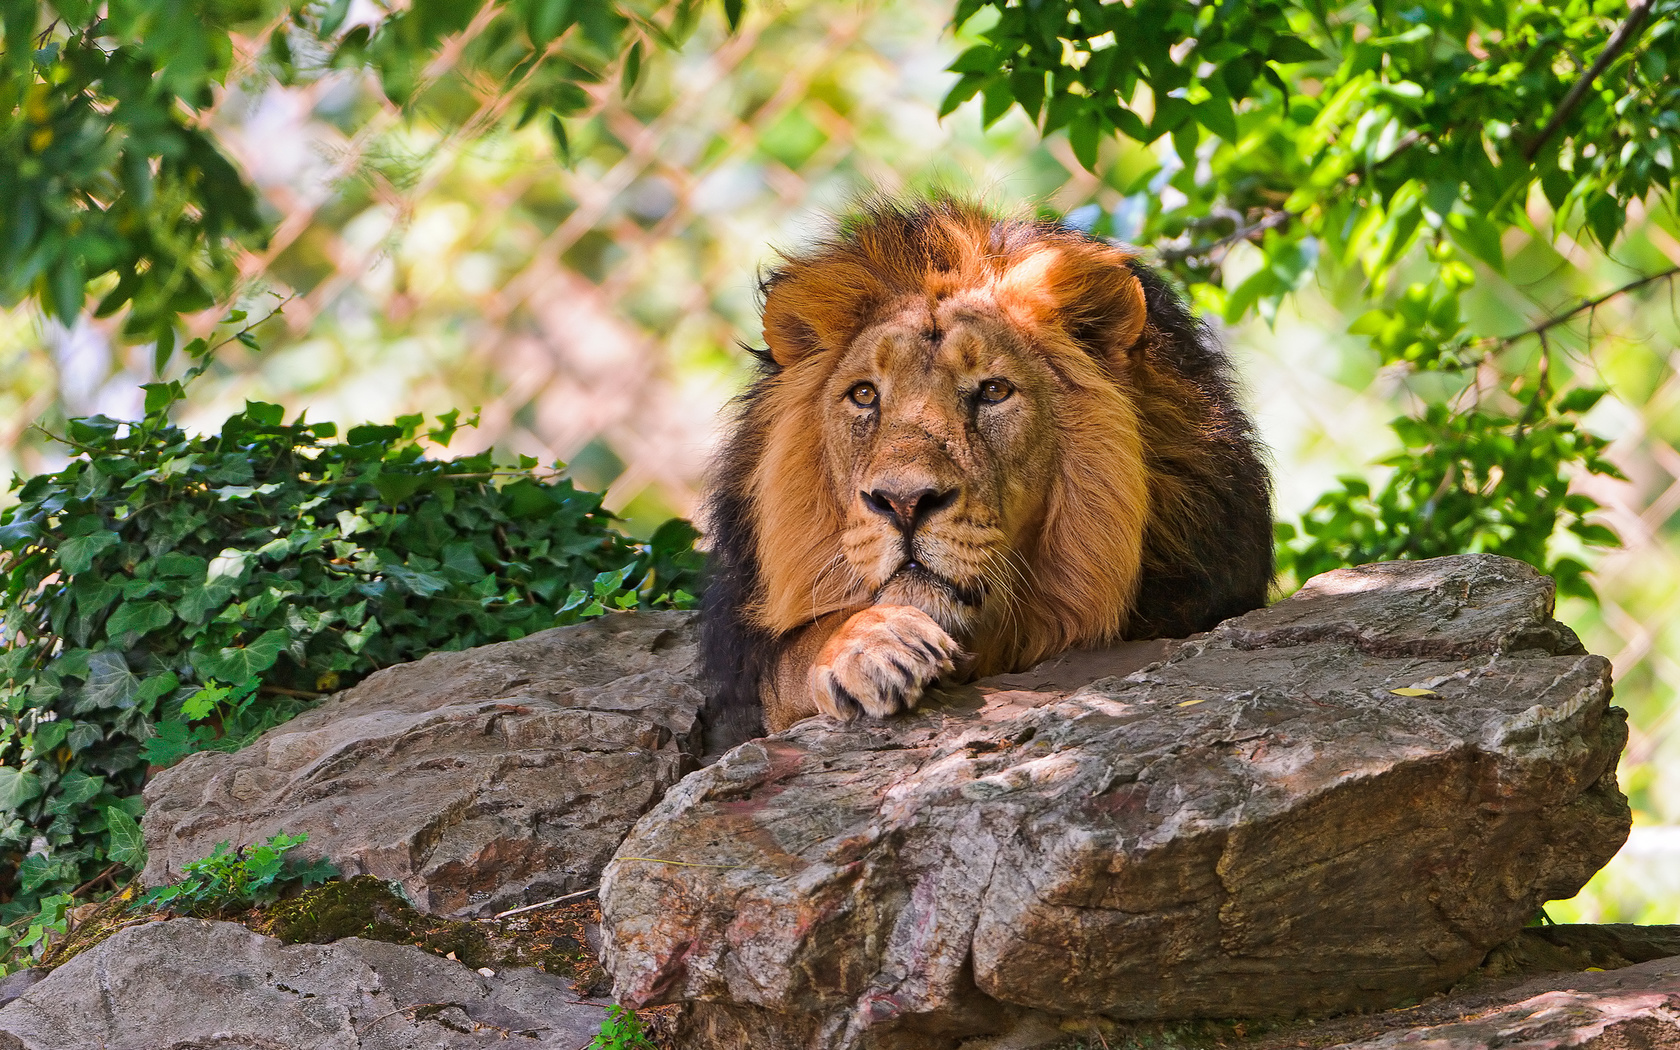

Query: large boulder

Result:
[142,611,704,917]
[600,554,1632,1049]
[0,918,610,1048]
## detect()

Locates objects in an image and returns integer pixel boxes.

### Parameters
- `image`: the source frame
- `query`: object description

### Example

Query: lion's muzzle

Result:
[860,484,958,534]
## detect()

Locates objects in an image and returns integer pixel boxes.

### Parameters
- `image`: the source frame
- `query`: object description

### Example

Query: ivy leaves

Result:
[0,386,702,936]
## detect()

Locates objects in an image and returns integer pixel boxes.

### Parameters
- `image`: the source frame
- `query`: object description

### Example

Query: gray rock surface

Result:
[0,917,611,1049]
[142,611,704,917]
[0,972,42,1012]
[601,554,1632,1049]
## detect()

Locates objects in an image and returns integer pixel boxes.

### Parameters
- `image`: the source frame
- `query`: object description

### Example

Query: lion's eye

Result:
[848,382,879,407]
[978,379,1014,404]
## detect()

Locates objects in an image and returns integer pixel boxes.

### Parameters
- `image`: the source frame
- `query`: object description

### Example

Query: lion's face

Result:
[821,298,1059,642]
[741,208,1156,675]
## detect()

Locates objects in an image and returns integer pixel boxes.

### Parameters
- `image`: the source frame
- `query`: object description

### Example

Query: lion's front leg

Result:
[808,605,961,722]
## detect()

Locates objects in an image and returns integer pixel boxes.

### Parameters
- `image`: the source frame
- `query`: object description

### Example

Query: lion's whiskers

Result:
[808,548,853,623]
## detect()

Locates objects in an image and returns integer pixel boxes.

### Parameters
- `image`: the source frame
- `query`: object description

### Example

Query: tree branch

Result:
[1156,210,1292,265]
[1154,132,1426,267]
[1524,0,1654,162]
[1484,264,1680,348]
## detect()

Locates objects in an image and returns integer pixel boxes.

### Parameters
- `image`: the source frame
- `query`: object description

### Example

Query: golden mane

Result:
[699,196,1272,736]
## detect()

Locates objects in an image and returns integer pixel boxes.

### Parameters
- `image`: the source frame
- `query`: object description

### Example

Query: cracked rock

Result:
[141,611,705,917]
[0,917,609,1048]
[600,554,1632,1049]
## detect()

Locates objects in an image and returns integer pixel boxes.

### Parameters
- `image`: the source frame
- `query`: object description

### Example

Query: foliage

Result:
[948,0,1680,588]
[0,0,267,352]
[590,1005,659,1050]
[0,364,702,933]
[7,889,69,961]
[1279,387,1623,599]
[0,0,728,358]
[141,831,336,916]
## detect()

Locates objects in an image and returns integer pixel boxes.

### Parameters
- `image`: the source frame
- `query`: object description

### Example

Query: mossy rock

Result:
[263,876,492,968]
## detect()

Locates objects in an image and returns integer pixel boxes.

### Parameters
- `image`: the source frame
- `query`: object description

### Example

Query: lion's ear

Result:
[997,244,1148,363]
[761,260,888,366]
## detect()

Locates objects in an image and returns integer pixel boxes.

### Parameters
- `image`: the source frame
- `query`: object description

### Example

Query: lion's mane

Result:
[699,197,1273,738]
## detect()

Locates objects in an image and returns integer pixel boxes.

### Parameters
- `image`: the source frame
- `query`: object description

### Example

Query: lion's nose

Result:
[861,486,958,533]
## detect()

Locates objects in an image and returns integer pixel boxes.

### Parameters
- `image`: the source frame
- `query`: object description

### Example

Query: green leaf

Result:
[981,77,1013,128]
[320,0,351,35]
[180,681,233,721]
[722,0,743,32]
[1556,388,1607,414]
[1069,113,1100,172]
[1445,212,1504,273]
[1571,523,1620,546]
[948,45,998,74]
[178,580,237,625]
[54,770,104,806]
[622,41,643,97]
[78,650,140,711]
[0,768,43,813]
[59,531,120,575]
[940,73,985,119]
[106,600,174,640]
[142,720,217,768]
[193,629,290,683]
[1348,310,1390,336]
[374,473,426,504]
[1193,96,1237,143]
[549,114,571,164]
[133,672,180,714]
[104,806,147,868]
[1267,36,1325,64]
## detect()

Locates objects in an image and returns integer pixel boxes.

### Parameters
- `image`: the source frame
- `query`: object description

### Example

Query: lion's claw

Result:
[810,605,961,720]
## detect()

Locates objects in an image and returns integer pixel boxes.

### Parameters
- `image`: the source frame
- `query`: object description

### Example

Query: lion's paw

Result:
[809,605,961,721]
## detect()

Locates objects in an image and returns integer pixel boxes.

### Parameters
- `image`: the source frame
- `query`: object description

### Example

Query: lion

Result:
[699,196,1273,734]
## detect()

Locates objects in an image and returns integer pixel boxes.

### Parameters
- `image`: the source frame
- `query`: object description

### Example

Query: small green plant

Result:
[8,892,72,963]
[0,359,704,933]
[590,1005,658,1050]
[141,832,337,917]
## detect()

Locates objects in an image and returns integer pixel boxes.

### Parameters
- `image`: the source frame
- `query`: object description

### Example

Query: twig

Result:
[1525,1,1654,162]
[1477,264,1680,348]
[491,886,599,919]
[1514,333,1553,437]
[258,685,326,700]
[69,863,122,899]
[1155,129,1427,267]
[1156,209,1292,265]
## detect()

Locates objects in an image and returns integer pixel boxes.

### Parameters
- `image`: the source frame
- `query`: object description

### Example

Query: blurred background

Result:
[1,0,1676,920]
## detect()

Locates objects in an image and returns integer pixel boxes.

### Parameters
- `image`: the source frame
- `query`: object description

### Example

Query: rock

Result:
[1481,924,1680,982]
[0,917,612,1048]
[1072,948,1680,1050]
[600,554,1632,1049]
[1328,955,1680,1050]
[0,972,43,1012]
[142,611,704,917]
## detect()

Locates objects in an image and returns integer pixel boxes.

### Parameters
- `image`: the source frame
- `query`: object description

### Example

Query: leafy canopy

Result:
[948,0,1678,590]
[0,0,723,358]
